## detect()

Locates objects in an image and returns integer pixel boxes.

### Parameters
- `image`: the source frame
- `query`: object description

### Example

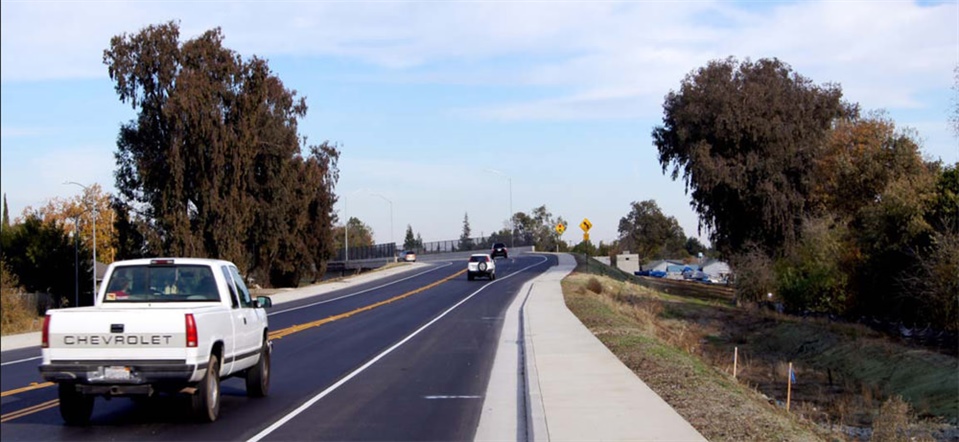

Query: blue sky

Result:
[2,1,957,247]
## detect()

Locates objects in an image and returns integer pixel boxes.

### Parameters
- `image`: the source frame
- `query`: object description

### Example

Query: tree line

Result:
[652,57,958,331]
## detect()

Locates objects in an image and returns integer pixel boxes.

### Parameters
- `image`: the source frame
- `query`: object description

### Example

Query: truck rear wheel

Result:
[192,354,221,422]
[245,339,271,397]
[58,383,94,426]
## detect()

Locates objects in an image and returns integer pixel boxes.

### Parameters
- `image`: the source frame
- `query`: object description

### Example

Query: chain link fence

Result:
[412,234,535,255]
[333,242,397,261]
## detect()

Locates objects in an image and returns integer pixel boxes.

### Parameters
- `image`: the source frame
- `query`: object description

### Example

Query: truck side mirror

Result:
[255,296,273,309]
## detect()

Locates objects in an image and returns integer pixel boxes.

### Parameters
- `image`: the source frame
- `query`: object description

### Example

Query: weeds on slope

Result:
[562,262,957,441]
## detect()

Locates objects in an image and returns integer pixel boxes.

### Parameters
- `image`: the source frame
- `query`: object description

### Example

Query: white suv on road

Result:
[467,254,496,281]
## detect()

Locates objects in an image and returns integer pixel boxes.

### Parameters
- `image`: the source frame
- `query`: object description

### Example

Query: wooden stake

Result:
[733,347,738,379]
[786,362,793,412]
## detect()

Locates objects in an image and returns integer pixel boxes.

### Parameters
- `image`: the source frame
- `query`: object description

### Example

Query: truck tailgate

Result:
[45,307,216,362]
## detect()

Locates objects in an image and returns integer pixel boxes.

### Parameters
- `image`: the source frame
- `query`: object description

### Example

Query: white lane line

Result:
[0,356,41,367]
[247,255,550,442]
[424,396,482,399]
[269,262,454,316]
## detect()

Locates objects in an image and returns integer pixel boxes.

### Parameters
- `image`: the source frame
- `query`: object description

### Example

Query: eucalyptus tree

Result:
[104,21,339,286]
[653,57,853,257]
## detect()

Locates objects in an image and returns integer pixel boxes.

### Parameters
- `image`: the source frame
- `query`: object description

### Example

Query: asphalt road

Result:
[0,254,555,441]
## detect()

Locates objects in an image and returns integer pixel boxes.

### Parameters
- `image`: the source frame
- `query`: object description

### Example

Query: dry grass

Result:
[873,396,914,442]
[562,269,958,441]
[0,292,40,336]
[1,261,43,336]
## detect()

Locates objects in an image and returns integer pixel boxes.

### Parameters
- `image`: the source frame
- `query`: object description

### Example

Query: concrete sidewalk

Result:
[0,262,430,352]
[477,253,705,441]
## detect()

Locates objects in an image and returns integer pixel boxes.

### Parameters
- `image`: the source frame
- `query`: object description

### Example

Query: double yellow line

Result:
[269,269,465,340]
[1,399,59,423]
[0,269,465,422]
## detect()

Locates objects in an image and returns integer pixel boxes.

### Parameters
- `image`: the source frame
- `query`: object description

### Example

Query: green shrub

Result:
[775,216,850,314]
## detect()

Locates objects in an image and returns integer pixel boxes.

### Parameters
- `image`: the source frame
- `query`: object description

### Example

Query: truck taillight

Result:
[185,314,198,348]
[41,315,51,348]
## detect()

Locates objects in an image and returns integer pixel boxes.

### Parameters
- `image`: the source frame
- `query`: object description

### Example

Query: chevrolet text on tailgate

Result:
[39,258,273,425]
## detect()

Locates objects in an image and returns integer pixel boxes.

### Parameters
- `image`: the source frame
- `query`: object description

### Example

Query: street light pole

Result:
[72,217,79,308]
[484,169,514,249]
[508,176,513,248]
[371,193,393,258]
[65,181,98,301]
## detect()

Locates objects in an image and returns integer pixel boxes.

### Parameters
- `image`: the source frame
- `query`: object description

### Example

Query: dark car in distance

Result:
[490,242,508,259]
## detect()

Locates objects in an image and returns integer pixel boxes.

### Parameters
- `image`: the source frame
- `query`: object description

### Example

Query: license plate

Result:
[104,366,131,380]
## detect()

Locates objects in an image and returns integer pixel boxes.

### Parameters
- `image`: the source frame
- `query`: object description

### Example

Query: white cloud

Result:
[4,1,953,113]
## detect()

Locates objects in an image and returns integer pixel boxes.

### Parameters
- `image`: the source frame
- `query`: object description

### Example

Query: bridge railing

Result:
[413,235,535,255]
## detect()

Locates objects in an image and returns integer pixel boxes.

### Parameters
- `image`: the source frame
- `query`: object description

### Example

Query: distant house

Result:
[641,260,684,273]
[703,260,732,282]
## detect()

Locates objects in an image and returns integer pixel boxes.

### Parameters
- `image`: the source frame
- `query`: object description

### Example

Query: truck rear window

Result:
[103,265,218,303]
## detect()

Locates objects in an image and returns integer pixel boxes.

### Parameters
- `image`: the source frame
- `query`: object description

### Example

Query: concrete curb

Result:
[0,331,41,353]
[521,281,550,441]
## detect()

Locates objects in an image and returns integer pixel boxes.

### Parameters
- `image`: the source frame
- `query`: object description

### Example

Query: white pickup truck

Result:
[38,258,273,425]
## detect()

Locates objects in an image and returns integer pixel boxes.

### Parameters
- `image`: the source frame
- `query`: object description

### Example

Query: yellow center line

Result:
[0,382,54,398]
[269,269,466,340]
[0,268,466,422]
[0,399,59,423]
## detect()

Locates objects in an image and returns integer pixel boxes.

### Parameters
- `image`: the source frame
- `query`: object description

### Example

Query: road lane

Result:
[0,254,554,441]
[255,255,552,441]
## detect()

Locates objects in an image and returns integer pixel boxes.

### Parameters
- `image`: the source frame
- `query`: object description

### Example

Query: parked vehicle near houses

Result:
[38,258,273,425]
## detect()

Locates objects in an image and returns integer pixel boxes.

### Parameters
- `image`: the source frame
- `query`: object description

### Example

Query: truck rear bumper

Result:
[39,359,197,390]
